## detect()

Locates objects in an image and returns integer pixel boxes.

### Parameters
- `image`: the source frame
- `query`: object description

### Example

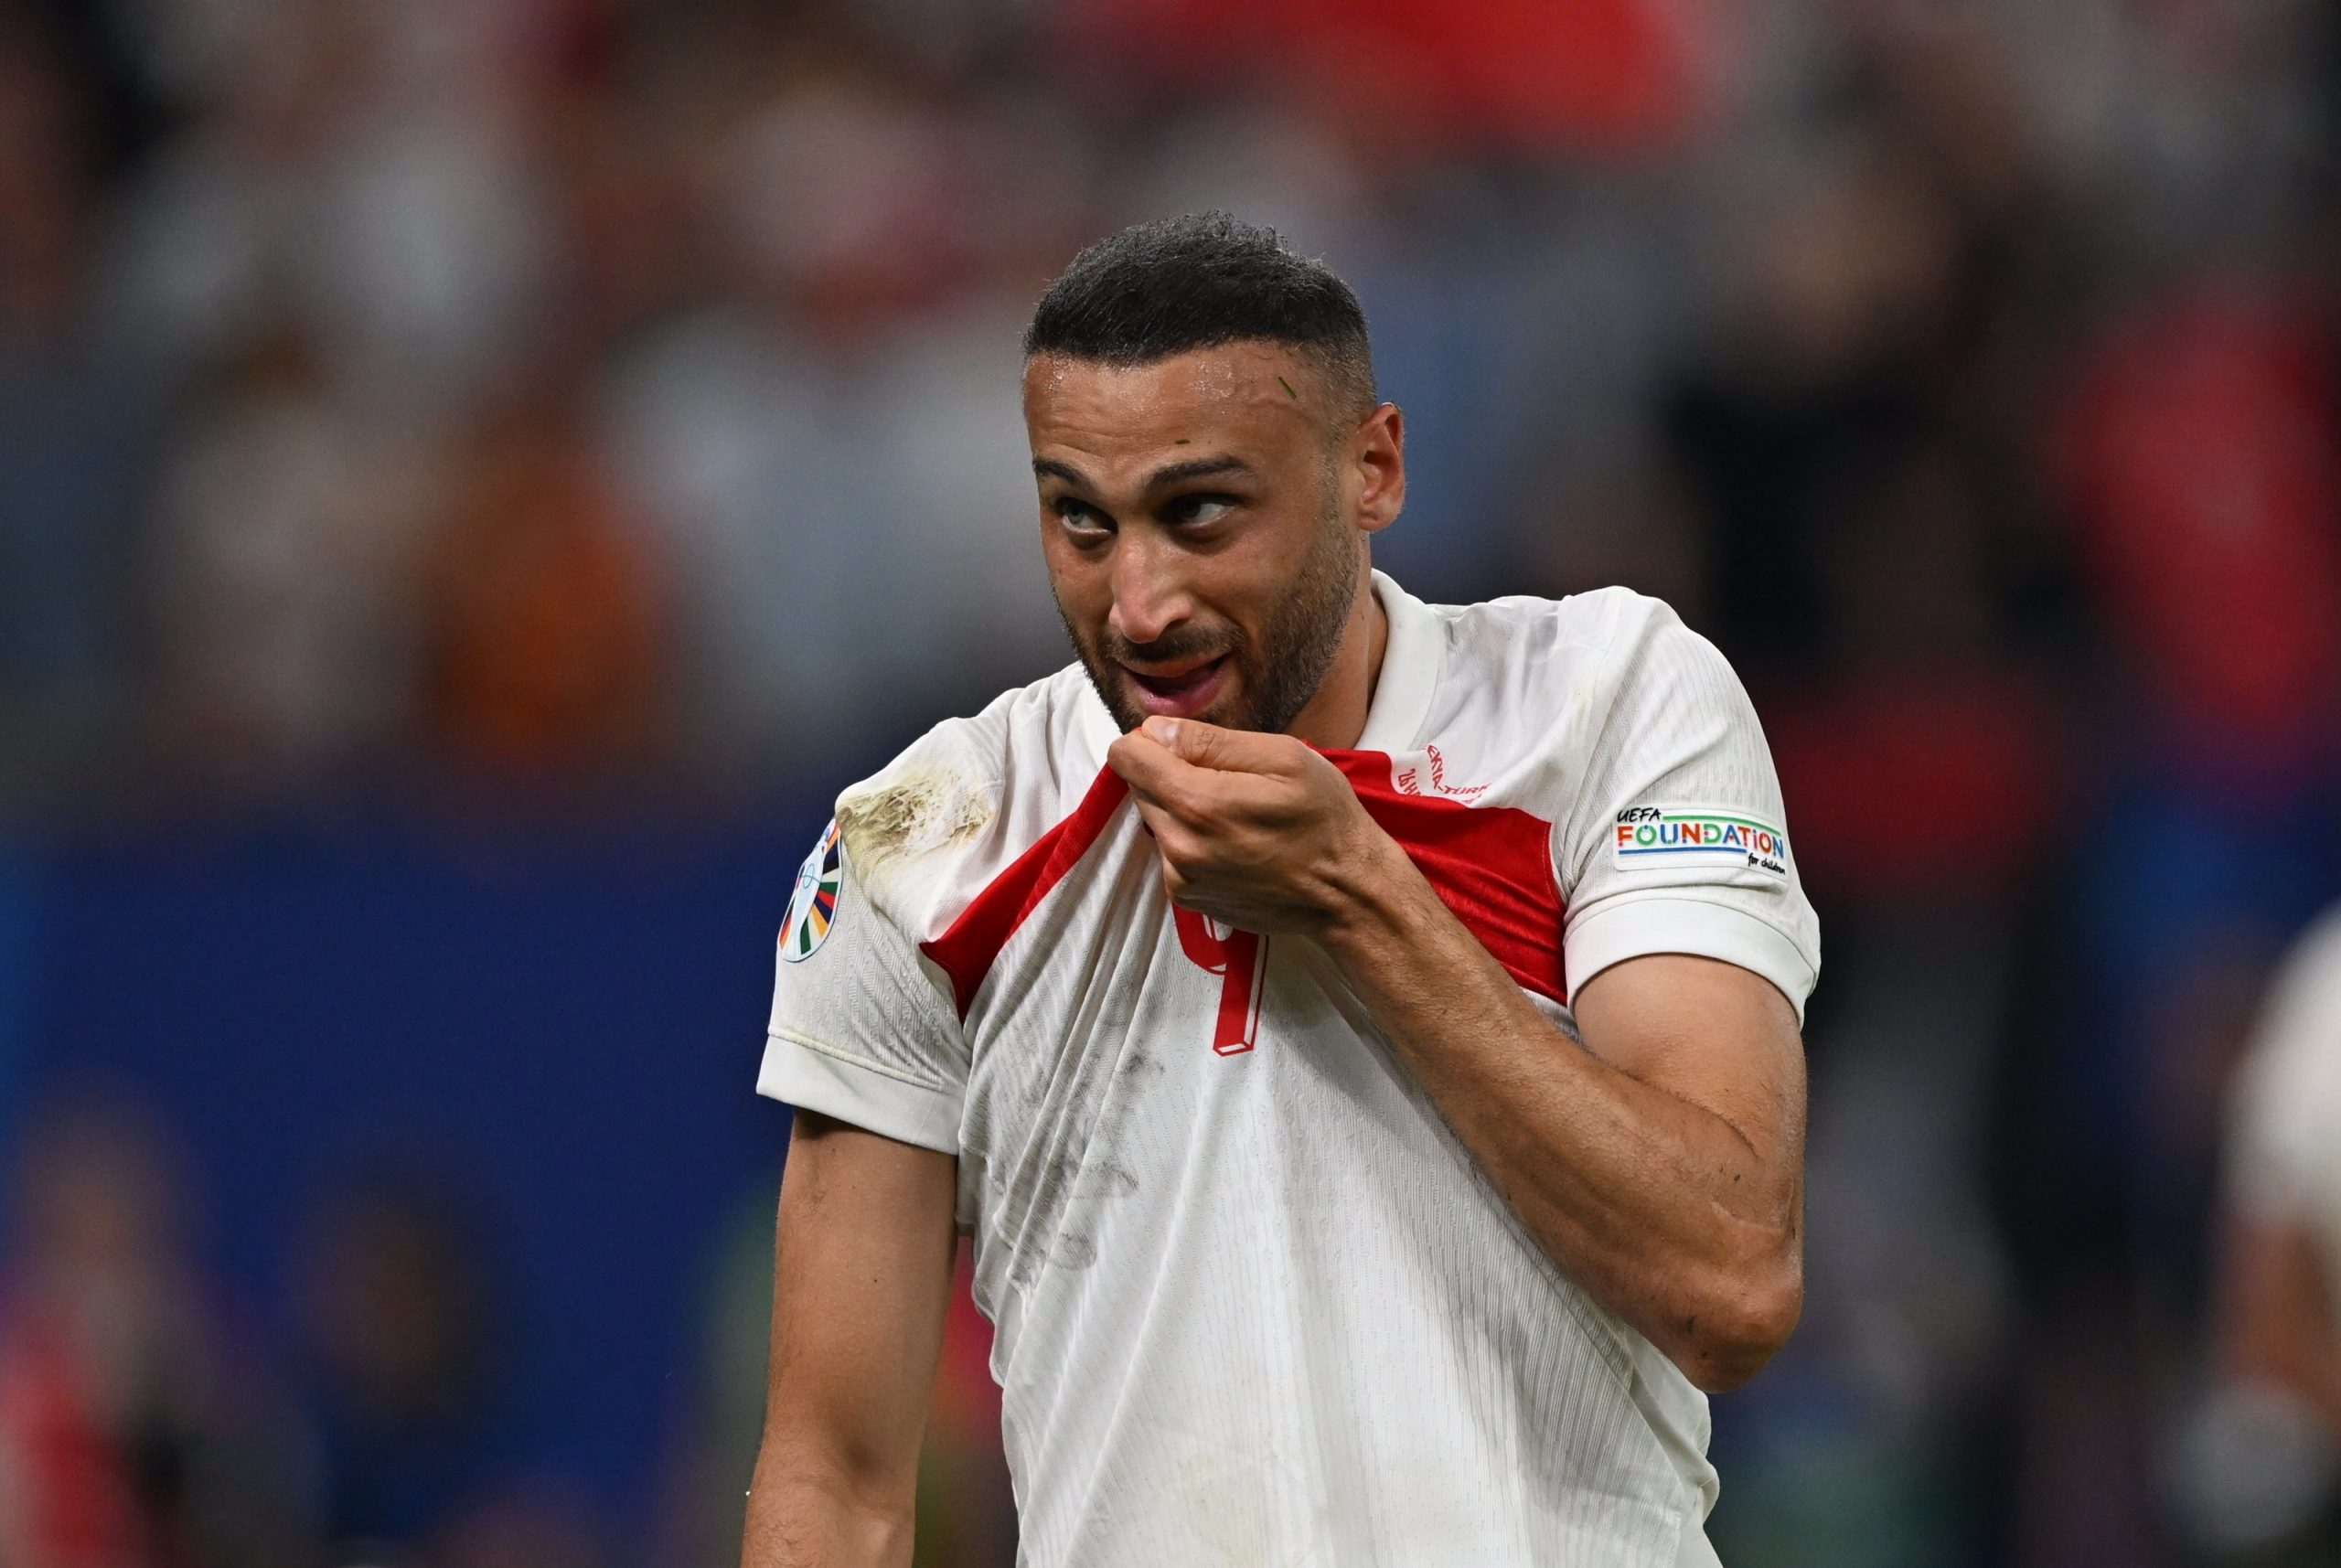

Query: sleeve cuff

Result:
[1566,895,1819,1023]
[757,1029,962,1155]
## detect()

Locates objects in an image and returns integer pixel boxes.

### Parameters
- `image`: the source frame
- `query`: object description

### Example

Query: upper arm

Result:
[1545,597,1815,1191]
[761,1110,959,1500]
[1570,952,1808,1391]
[1570,953,1807,1184]
[747,806,972,1562]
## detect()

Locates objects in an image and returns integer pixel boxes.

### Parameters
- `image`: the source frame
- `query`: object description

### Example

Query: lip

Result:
[1121,654,1232,719]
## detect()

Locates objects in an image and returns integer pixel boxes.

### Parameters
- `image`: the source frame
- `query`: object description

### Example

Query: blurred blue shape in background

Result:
[11,805,818,1538]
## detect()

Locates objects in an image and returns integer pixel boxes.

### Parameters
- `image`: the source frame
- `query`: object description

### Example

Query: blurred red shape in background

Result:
[2057,286,2341,773]
[1769,671,2060,902]
[1074,0,1731,154]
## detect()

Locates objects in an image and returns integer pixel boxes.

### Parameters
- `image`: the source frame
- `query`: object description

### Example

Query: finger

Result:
[1161,867,1202,909]
[1138,717,1307,777]
[1129,799,1205,900]
[1106,731,1210,815]
[1128,791,1181,845]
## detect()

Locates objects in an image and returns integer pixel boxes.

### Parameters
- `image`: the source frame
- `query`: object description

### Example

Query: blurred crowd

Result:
[5,0,2341,1563]
[0,1098,593,1568]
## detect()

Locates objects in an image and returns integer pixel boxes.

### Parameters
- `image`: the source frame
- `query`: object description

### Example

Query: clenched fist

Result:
[1106,716,1404,938]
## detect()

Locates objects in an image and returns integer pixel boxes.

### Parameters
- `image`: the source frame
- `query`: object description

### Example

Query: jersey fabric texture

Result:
[759,572,1821,1568]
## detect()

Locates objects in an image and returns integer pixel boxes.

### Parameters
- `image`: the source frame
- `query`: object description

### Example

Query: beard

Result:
[1059,508,1363,737]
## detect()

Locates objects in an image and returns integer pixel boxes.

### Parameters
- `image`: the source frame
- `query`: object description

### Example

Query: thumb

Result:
[1139,715,1220,766]
[1139,716,1288,774]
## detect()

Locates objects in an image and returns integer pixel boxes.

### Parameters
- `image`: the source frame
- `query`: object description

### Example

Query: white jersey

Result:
[760,572,1821,1568]
[2229,906,2341,1290]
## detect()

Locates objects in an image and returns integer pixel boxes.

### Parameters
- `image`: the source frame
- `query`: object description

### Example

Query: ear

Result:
[1351,402,1406,536]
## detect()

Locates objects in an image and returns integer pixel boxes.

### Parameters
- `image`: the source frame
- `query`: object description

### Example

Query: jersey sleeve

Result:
[1555,596,1822,1020]
[758,821,967,1155]
[2228,912,2341,1228]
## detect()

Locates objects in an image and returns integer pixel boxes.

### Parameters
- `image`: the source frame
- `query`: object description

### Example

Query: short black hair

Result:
[1024,212,1375,419]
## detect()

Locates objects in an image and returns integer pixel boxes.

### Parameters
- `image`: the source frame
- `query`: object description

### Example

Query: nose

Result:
[1106,532,1194,650]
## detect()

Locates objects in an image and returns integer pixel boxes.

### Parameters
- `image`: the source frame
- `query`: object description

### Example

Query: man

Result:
[743,213,1818,1567]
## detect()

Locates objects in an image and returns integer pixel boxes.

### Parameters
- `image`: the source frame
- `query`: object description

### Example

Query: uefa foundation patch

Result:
[1613,806,1790,877]
[779,818,844,962]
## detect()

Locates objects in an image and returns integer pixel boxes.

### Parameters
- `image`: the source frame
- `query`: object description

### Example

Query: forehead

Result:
[1022,344,1320,472]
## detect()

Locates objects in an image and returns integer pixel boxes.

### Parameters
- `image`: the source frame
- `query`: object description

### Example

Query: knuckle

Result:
[1167,780,1214,825]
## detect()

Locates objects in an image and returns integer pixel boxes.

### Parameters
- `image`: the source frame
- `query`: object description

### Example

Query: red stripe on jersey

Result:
[921,767,1131,1018]
[1326,750,1568,1005]
[919,748,1564,1021]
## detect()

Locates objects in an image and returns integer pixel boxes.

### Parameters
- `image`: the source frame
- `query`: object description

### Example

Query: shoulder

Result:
[1453,583,1708,665]
[1420,584,1788,869]
[1430,585,1728,738]
[1430,587,1815,1015]
[828,663,1110,939]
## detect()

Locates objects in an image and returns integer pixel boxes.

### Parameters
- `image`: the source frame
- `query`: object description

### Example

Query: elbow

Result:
[1671,1256,1803,1395]
[746,1430,919,1563]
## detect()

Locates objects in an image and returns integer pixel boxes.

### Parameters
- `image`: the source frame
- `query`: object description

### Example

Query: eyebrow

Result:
[1032,453,1256,493]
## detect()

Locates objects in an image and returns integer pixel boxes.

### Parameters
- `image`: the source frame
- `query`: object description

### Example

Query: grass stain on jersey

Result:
[836,764,994,888]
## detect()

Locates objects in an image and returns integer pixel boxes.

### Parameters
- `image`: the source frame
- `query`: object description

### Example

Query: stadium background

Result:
[4,0,2339,1563]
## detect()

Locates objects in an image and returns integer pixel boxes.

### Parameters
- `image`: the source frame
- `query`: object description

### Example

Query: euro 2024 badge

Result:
[780,818,843,963]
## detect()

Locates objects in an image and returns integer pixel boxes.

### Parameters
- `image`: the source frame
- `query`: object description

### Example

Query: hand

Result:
[1105,716,1395,936]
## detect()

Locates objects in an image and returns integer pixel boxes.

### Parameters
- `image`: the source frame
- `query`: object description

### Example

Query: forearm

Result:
[2221,1216,2341,1438]
[742,1430,916,1568]
[1316,842,1801,1389]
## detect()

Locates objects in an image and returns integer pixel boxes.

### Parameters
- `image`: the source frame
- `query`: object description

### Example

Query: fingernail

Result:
[1154,718,1181,748]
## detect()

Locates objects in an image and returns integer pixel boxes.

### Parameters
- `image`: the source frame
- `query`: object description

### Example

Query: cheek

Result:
[1212,509,1320,619]
[1039,530,1109,620]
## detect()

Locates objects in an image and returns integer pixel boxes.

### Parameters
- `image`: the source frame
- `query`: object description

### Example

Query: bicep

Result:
[1568,953,1806,1173]
[763,1109,960,1488]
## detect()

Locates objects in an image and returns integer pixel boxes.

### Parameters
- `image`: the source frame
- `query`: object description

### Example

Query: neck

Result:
[1283,568,1388,751]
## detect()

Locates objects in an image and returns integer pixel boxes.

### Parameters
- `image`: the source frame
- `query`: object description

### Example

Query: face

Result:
[1024,343,1404,736]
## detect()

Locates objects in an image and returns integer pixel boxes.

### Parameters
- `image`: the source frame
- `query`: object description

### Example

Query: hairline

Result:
[1022,336,1378,427]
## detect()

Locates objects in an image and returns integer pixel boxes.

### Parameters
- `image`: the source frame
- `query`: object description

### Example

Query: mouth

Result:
[1120,654,1232,720]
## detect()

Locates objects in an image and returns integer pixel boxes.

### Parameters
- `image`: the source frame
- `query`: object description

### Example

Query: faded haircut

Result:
[1023,212,1377,425]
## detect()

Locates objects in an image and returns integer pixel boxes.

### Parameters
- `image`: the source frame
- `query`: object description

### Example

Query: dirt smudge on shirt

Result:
[836,764,993,890]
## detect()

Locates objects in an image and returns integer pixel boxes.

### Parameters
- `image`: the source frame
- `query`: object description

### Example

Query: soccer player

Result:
[743,213,1819,1568]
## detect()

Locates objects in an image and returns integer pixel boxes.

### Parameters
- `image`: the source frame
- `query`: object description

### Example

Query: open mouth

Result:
[1121,654,1232,718]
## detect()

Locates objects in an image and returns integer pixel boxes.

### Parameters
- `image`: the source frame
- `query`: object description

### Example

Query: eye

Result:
[1053,497,1112,536]
[1164,494,1235,527]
